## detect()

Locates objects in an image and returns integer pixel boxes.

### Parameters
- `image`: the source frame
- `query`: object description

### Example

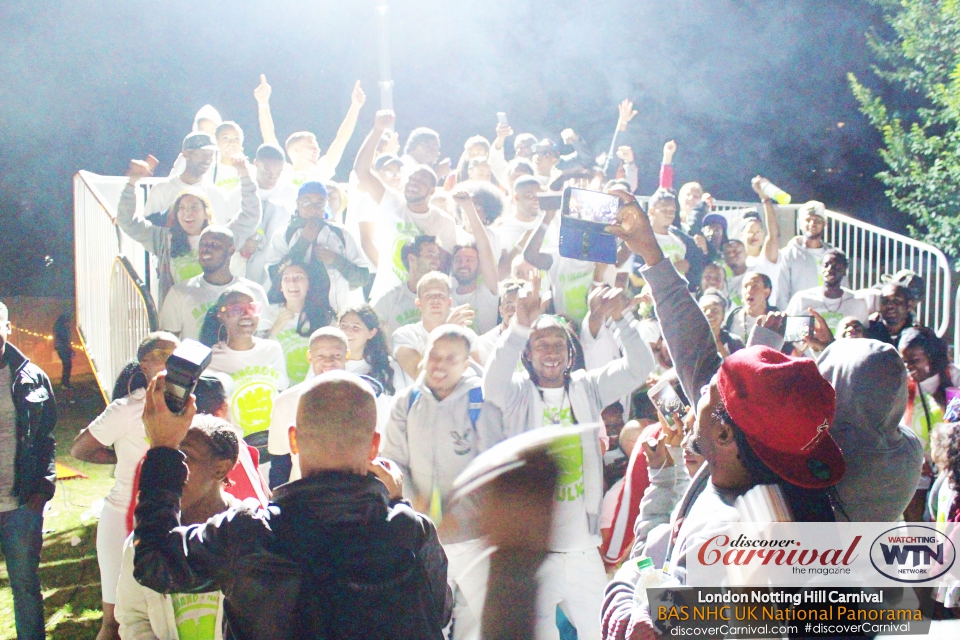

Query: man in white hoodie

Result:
[382,325,502,640]
[482,279,655,640]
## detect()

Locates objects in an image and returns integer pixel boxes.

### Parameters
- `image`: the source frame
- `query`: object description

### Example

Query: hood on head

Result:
[193,104,222,131]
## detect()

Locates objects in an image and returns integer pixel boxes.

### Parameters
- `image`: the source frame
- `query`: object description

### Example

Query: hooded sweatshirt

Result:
[776,236,847,309]
[482,316,654,551]
[817,339,924,522]
[382,369,502,543]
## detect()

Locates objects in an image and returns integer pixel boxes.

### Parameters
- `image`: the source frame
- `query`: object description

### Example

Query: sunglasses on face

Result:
[221,302,262,318]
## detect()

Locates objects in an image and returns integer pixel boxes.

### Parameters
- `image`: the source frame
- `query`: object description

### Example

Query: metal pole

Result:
[377,4,394,111]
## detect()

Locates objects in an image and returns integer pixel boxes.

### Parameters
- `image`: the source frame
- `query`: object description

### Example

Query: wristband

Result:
[761,199,773,205]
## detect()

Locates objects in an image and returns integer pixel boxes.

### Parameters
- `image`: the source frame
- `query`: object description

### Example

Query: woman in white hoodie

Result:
[482,280,654,640]
[115,416,240,640]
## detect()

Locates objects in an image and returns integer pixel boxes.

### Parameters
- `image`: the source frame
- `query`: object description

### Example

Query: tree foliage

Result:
[849,0,960,263]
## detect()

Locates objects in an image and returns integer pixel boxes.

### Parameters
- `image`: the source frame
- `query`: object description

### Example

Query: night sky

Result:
[0,0,898,297]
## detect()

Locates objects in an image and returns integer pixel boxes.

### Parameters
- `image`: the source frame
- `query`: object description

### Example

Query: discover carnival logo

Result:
[869,525,955,583]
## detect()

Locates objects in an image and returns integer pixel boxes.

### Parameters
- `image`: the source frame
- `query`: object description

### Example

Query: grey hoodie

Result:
[817,339,923,522]
[776,236,847,309]
[382,368,502,543]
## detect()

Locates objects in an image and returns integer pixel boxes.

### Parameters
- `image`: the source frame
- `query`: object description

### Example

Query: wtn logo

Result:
[870,526,955,583]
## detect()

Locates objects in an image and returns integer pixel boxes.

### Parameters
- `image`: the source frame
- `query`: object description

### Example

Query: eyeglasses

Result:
[221,302,262,318]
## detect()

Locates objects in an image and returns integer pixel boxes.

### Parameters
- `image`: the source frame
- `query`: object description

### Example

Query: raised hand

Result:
[382,130,401,155]
[663,139,677,158]
[494,122,514,146]
[800,308,835,351]
[351,80,366,108]
[751,175,769,199]
[254,74,272,105]
[446,303,476,328]
[560,128,578,144]
[616,145,635,164]
[514,272,543,328]
[127,155,159,184]
[374,110,396,132]
[617,99,638,131]
[270,307,297,338]
[368,457,403,500]
[228,155,250,177]
[604,190,662,263]
[142,373,195,449]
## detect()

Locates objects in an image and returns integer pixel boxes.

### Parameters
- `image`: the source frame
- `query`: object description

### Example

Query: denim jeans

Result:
[0,505,45,640]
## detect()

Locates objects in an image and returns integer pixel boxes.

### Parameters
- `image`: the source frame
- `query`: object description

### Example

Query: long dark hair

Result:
[267,259,334,335]
[167,189,214,258]
[900,326,952,407]
[339,304,394,396]
[111,331,180,399]
[199,286,257,347]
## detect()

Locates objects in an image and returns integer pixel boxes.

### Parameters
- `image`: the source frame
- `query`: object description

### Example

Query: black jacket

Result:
[2,343,57,504]
[133,447,451,640]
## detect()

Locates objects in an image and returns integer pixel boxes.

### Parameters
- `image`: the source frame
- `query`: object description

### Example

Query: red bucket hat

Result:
[717,346,844,489]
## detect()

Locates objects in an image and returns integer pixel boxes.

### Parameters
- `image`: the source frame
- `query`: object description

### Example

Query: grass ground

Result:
[0,375,111,639]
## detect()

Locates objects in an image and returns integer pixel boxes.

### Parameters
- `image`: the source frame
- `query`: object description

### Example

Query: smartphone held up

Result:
[558,186,621,264]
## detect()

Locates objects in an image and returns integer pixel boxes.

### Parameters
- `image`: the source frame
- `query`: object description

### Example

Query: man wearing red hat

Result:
[600,193,846,640]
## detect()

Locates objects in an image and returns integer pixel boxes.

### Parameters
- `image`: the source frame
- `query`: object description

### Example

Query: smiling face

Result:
[198,232,233,274]
[527,325,569,388]
[452,247,479,286]
[513,182,541,218]
[218,292,259,339]
[408,242,442,283]
[648,199,677,233]
[338,312,377,358]
[700,264,726,293]
[309,337,348,375]
[288,136,321,168]
[177,194,208,236]
[403,169,436,205]
[424,335,470,398]
[280,265,309,306]
[679,183,703,212]
[820,252,847,288]
[183,149,215,177]
[699,301,725,334]
[216,125,243,160]
[722,241,747,270]
[740,219,765,255]
[376,162,403,190]
[802,214,825,241]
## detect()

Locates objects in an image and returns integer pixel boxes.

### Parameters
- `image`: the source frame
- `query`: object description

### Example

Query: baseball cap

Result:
[182,132,218,151]
[535,139,559,157]
[698,288,727,309]
[880,269,924,302]
[798,200,826,220]
[702,212,728,231]
[374,153,403,171]
[298,181,328,199]
[717,346,844,489]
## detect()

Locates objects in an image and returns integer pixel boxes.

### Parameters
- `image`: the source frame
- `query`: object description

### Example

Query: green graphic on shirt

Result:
[216,176,240,192]
[395,307,421,328]
[191,301,216,323]
[276,329,310,385]
[229,366,281,435]
[550,433,585,503]
[171,251,202,284]
[556,266,593,324]
[390,222,421,280]
[172,592,219,640]
[819,310,846,334]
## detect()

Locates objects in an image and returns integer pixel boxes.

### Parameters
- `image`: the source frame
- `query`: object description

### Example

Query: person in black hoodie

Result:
[133,370,451,640]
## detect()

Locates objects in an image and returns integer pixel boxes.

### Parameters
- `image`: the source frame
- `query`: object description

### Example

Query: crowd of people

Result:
[2,73,960,640]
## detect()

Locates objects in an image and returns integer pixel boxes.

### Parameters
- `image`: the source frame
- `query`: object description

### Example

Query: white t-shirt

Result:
[368,190,458,302]
[744,252,781,308]
[169,235,203,285]
[159,275,270,341]
[452,285,500,335]
[144,176,235,226]
[654,231,686,265]
[288,157,335,187]
[231,193,295,287]
[785,288,869,334]
[540,387,595,551]
[372,283,420,338]
[495,214,541,254]
[208,338,289,436]
[391,322,477,358]
[475,326,504,367]
[86,389,149,510]
[262,304,311,386]
[456,224,504,268]
[547,252,595,325]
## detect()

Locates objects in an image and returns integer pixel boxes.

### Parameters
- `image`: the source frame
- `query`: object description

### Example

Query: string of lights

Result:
[10,324,85,352]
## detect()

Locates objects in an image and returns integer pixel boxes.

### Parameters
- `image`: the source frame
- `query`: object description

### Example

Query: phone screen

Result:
[564,187,620,225]
[784,316,814,343]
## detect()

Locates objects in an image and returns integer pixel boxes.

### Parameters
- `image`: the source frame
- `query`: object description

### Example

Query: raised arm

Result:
[454,190,498,294]
[225,156,262,245]
[660,140,676,190]
[482,277,541,415]
[606,193,722,402]
[522,209,556,271]
[254,74,279,147]
[751,176,781,264]
[320,81,366,173]
[587,290,655,408]
[117,156,165,254]
[354,110,394,204]
[489,121,513,185]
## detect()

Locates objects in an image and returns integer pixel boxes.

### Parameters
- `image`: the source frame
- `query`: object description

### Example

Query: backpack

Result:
[407,385,484,428]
